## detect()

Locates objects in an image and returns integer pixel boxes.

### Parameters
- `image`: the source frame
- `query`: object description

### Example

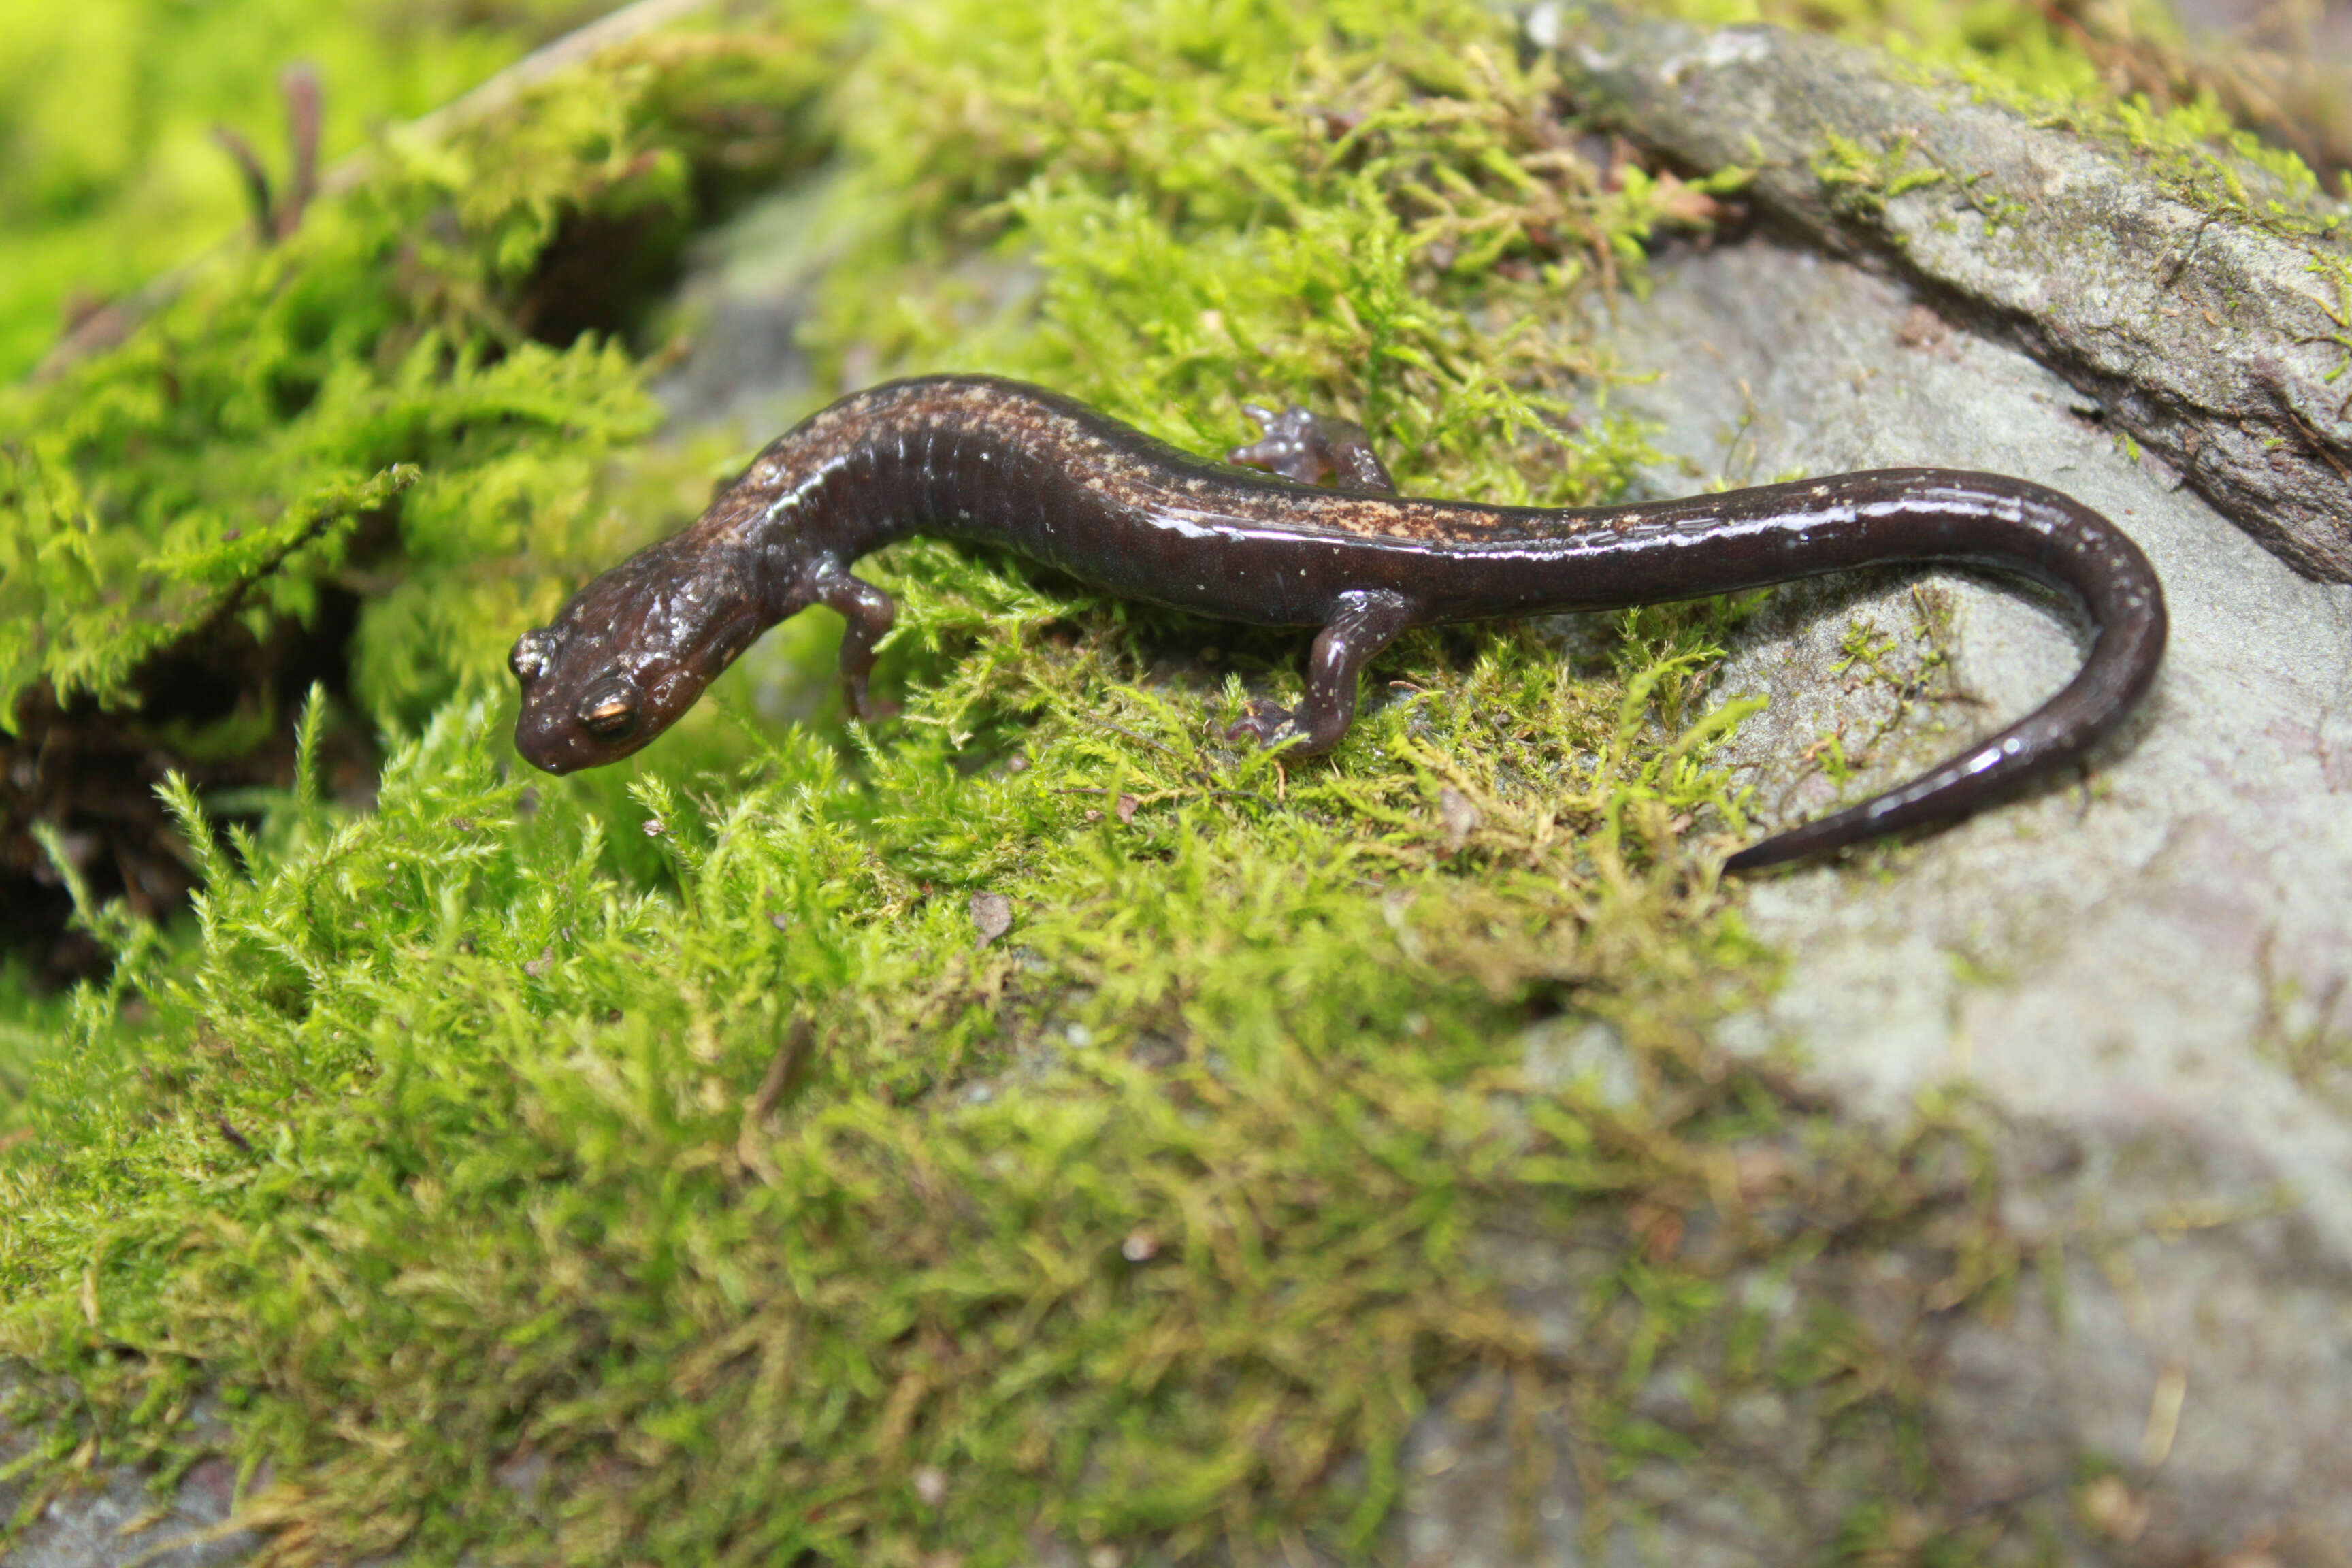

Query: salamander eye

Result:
[510,628,560,685]
[576,679,640,739]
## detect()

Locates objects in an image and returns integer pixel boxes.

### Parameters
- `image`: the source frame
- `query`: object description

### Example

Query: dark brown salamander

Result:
[509,374,2166,872]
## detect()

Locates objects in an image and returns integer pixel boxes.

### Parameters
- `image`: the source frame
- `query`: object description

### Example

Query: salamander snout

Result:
[508,622,653,774]
[511,624,616,775]
[507,531,783,775]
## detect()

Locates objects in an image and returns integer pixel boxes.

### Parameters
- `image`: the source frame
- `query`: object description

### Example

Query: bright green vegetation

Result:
[0,0,2296,1559]
[0,0,606,385]
[0,15,850,734]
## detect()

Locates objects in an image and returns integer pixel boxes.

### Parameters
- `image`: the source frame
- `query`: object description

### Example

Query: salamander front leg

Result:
[1228,589,1418,757]
[814,568,897,721]
[1228,404,1399,494]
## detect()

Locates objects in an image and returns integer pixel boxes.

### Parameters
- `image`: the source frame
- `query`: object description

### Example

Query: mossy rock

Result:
[0,0,2327,1562]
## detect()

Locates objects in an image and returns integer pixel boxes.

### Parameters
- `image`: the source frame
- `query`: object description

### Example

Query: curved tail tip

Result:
[1720,834,1804,876]
[1719,808,1888,874]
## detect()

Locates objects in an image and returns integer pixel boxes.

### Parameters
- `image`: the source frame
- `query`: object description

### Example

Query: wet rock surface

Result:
[1385,238,2352,1565]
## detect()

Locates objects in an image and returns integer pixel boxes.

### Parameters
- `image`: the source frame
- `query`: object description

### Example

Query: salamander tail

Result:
[1722,479,2166,875]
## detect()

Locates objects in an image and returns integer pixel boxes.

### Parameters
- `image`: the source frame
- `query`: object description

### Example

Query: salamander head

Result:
[510,532,791,774]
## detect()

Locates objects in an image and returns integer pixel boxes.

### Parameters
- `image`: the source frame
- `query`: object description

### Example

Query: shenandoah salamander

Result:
[508,374,2166,872]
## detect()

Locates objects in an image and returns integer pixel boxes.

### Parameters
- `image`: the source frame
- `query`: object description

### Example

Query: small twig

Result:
[1054,784,1279,808]
[747,1015,812,1124]
[389,0,719,161]
[278,65,323,241]
[208,127,276,247]
[736,1013,813,1181]
[1084,716,1186,762]
[33,0,723,380]
[208,65,325,249]
[2288,411,2352,485]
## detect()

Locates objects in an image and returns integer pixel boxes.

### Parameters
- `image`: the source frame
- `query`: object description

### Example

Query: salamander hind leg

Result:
[814,568,898,721]
[1227,404,1398,494]
[1227,589,1418,757]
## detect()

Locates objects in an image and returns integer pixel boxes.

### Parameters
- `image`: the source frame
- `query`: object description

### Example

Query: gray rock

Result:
[1637,238,2352,1206]
[648,176,840,441]
[0,1377,259,1568]
[1392,232,2352,1563]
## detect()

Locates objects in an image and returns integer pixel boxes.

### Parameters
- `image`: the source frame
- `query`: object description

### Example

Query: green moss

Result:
[1814,129,1950,232]
[1,668,1754,1560]
[2093,89,2347,241]
[0,960,77,1154]
[803,0,1742,504]
[0,0,2065,1561]
[0,1,605,383]
[0,16,855,742]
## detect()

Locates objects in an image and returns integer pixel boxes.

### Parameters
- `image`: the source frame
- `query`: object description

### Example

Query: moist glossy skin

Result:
[510,374,2168,872]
